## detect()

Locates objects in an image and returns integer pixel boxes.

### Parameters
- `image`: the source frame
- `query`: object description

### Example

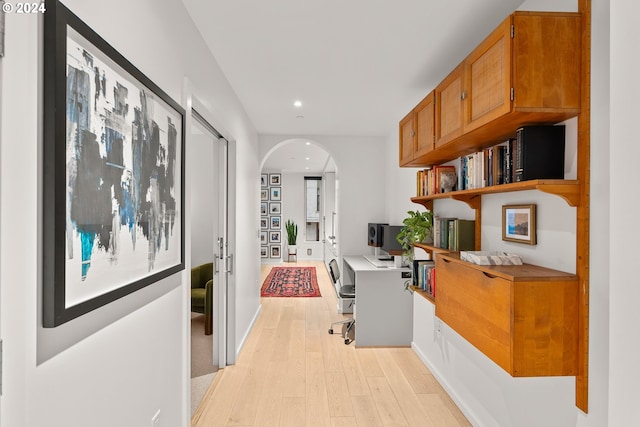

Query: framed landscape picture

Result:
[42,0,185,327]
[502,204,537,245]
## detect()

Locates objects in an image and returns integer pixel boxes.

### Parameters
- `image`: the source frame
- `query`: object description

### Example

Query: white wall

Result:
[0,1,260,426]
[189,131,215,268]
[609,0,640,425]
[384,1,615,426]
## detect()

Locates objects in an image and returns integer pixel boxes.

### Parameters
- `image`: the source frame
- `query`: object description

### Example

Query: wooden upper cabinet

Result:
[400,11,581,167]
[464,16,512,133]
[399,110,416,166]
[399,91,435,166]
[435,64,464,149]
[465,12,582,134]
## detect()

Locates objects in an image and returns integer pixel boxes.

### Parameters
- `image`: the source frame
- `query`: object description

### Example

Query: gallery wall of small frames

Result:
[260,173,282,259]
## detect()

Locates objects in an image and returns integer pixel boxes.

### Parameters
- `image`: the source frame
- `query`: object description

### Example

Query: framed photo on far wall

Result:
[269,230,281,243]
[270,216,281,229]
[270,245,281,258]
[269,202,281,215]
[502,204,537,245]
[269,173,281,186]
[260,202,268,216]
[260,189,269,201]
[261,174,268,187]
[270,186,281,201]
[260,231,267,245]
[260,246,268,258]
[260,217,268,229]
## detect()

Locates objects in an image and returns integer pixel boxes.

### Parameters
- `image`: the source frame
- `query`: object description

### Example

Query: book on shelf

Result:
[515,125,565,182]
[416,165,457,196]
[412,259,436,296]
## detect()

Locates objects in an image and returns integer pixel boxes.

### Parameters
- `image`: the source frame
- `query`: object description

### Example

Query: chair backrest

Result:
[328,259,340,284]
[191,262,214,289]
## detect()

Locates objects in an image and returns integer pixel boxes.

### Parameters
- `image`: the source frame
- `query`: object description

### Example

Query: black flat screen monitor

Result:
[381,225,403,256]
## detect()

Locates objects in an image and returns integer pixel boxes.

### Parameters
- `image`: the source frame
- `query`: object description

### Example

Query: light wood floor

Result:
[191,261,471,427]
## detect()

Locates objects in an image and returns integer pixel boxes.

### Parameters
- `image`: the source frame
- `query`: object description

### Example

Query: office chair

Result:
[327,258,356,344]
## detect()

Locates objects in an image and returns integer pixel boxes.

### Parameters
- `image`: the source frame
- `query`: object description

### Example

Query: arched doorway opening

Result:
[259,139,339,269]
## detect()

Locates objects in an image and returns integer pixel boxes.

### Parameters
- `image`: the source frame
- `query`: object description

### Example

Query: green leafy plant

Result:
[396,210,434,262]
[285,219,298,245]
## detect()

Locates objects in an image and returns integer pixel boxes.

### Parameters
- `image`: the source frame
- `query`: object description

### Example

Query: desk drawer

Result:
[436,255,513,372]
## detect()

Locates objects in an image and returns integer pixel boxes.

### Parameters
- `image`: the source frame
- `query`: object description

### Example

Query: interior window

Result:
[305,177,321,242]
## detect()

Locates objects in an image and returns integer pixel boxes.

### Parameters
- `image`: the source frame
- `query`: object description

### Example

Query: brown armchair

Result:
[191,262,214,335]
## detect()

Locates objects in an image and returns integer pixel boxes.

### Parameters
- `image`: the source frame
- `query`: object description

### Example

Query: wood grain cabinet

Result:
[399,91,435,166]
[406,11,582,167]
[435,253,578,377]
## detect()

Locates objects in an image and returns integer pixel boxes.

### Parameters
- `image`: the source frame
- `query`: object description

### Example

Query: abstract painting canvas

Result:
[43,0,185,327]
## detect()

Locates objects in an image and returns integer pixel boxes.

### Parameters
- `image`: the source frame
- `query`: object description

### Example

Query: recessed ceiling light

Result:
[296,115,304,119]
[305,142,311,146]
[294,100,302,107]
[305,167,309,170]
[305,157,310,160]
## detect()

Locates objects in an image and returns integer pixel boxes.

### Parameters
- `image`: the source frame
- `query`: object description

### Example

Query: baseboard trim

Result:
[235,304,262,361]
[411,341,482,427]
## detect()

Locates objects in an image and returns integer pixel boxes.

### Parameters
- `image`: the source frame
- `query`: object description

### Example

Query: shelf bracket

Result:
[537,184,580,207]
[451,194,481,210]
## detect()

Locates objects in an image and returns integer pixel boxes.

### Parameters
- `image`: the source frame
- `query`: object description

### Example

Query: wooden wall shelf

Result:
[411,179,580,209]
[410,286,435,304]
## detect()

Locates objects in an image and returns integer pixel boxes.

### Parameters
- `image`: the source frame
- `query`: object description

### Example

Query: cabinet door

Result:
[464,15,512,133]
[414,91,435,159]
[399,110,415,166]
[435,63,465,148]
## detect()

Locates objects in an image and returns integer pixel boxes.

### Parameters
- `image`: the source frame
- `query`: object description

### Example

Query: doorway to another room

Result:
[189,109,229,416]
[259,140,339,269]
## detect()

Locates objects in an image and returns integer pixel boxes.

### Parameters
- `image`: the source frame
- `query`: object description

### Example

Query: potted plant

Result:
[285,219,298,258]
[396,210,434,263]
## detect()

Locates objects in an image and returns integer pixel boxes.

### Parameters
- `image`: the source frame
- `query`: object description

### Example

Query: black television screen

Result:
[381,225,403,255]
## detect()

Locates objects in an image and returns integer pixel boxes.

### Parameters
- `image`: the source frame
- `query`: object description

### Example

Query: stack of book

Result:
[433,217,475,251]
[416,165,457,196]
[412,259,436,297]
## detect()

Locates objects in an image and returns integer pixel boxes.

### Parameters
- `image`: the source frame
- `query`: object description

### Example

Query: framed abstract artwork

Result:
[42,0,185,327]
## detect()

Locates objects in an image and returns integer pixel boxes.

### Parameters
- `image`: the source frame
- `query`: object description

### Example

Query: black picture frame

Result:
[42,0,185,327]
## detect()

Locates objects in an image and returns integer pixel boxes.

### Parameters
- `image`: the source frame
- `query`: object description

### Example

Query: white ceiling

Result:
[181,0,525,171]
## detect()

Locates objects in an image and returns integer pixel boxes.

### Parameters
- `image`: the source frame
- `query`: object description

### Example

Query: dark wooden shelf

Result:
[411,179,580,209]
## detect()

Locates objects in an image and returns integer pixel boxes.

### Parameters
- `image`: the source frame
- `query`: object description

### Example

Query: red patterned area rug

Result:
[261,267,321,297]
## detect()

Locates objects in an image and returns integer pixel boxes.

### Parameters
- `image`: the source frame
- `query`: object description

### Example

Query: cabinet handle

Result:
[482,272,498,279]
[442,258,451,264]
[460,91,467,101]
[411,130,415,137]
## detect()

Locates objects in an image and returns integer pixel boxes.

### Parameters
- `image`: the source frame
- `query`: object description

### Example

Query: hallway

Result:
[191,261,470,427]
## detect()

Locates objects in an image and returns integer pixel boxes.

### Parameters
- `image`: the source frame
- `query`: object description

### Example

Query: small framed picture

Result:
[260,202,268,216]
[260,189,269,201]
[269,202,281,215]
[270,245,281,258]
[269,173,281,186]
[260,246,268,258]
[260,231,267,245]
[502,204,536,245]
[270,187,281,201]
[261,174,268,188]
[269,230,281,243]
[270,216,281,229]
[260,217,268,229]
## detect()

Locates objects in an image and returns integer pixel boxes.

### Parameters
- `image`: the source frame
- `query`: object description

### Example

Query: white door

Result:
[190,110,228,371]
